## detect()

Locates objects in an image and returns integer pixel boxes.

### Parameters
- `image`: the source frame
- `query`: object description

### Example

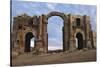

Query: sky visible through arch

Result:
[12,0,96,50]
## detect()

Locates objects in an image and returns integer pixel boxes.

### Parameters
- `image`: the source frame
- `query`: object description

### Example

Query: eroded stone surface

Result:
[11,12,96,54]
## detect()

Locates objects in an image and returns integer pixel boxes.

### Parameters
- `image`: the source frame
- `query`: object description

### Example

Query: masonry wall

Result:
[11,12,95,54]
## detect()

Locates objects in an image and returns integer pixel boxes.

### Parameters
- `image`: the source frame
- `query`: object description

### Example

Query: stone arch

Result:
[23,27,37,41]
[47,16,64,51]
[24,32,34,52]
[23,28,37,52]
[47,11,66,21]
[23,31,36,41]
[74,29,85,40]
[44,11,68,52]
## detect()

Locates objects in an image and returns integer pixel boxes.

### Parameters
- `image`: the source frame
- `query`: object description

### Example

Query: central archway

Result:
[25,32,34,52]
[47,16,64,51]
[46,11,68,52]
[76,33,83,50]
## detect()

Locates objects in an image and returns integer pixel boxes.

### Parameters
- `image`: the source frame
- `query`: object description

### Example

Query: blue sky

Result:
[12,1,96,50]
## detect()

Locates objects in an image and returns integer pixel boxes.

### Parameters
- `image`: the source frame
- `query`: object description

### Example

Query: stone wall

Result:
[11,12,96,54]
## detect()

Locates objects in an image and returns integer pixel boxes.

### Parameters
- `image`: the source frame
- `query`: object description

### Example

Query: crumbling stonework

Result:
[11,11,96,53]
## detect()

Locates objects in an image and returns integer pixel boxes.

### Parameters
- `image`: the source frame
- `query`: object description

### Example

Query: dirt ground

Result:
[11,49,96,66]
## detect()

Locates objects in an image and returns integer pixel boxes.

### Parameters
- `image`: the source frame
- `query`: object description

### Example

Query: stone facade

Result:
[11,11,96,53]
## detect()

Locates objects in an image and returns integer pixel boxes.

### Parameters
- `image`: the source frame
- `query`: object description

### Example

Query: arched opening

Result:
[25,32,34,52]
[47,16,64,51]
[76,33,83,50]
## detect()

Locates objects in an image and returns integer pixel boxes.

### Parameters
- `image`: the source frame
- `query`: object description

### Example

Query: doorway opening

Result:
[47,16,64,52]
[76,33,83,50]
[25,32,34,52]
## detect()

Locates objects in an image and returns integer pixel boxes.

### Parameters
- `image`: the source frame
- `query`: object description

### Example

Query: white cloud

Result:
[47,4,55,10]
[46,3,57,10]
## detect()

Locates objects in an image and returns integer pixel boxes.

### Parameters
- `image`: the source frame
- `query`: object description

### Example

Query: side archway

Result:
[76,32,83,50]
[25,32,34,52]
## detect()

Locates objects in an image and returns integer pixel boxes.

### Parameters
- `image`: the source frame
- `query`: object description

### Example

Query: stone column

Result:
[36,16,44,52]
[83,15,92,48]
[83,15,87,48]
[42,15,48,53]
[63,15,69,51]
[67,14,71,50]
[68,14,74,50]
[38,16,43,40]
[18,30,24,48]
[16,29,24,53]
[85,16,94,48]
[90,30,95,48]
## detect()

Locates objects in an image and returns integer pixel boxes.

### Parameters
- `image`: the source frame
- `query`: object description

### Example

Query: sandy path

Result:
[12,49,96,66]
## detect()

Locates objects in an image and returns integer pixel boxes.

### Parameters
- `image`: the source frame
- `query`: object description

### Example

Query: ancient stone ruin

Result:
[11,11,96,54]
